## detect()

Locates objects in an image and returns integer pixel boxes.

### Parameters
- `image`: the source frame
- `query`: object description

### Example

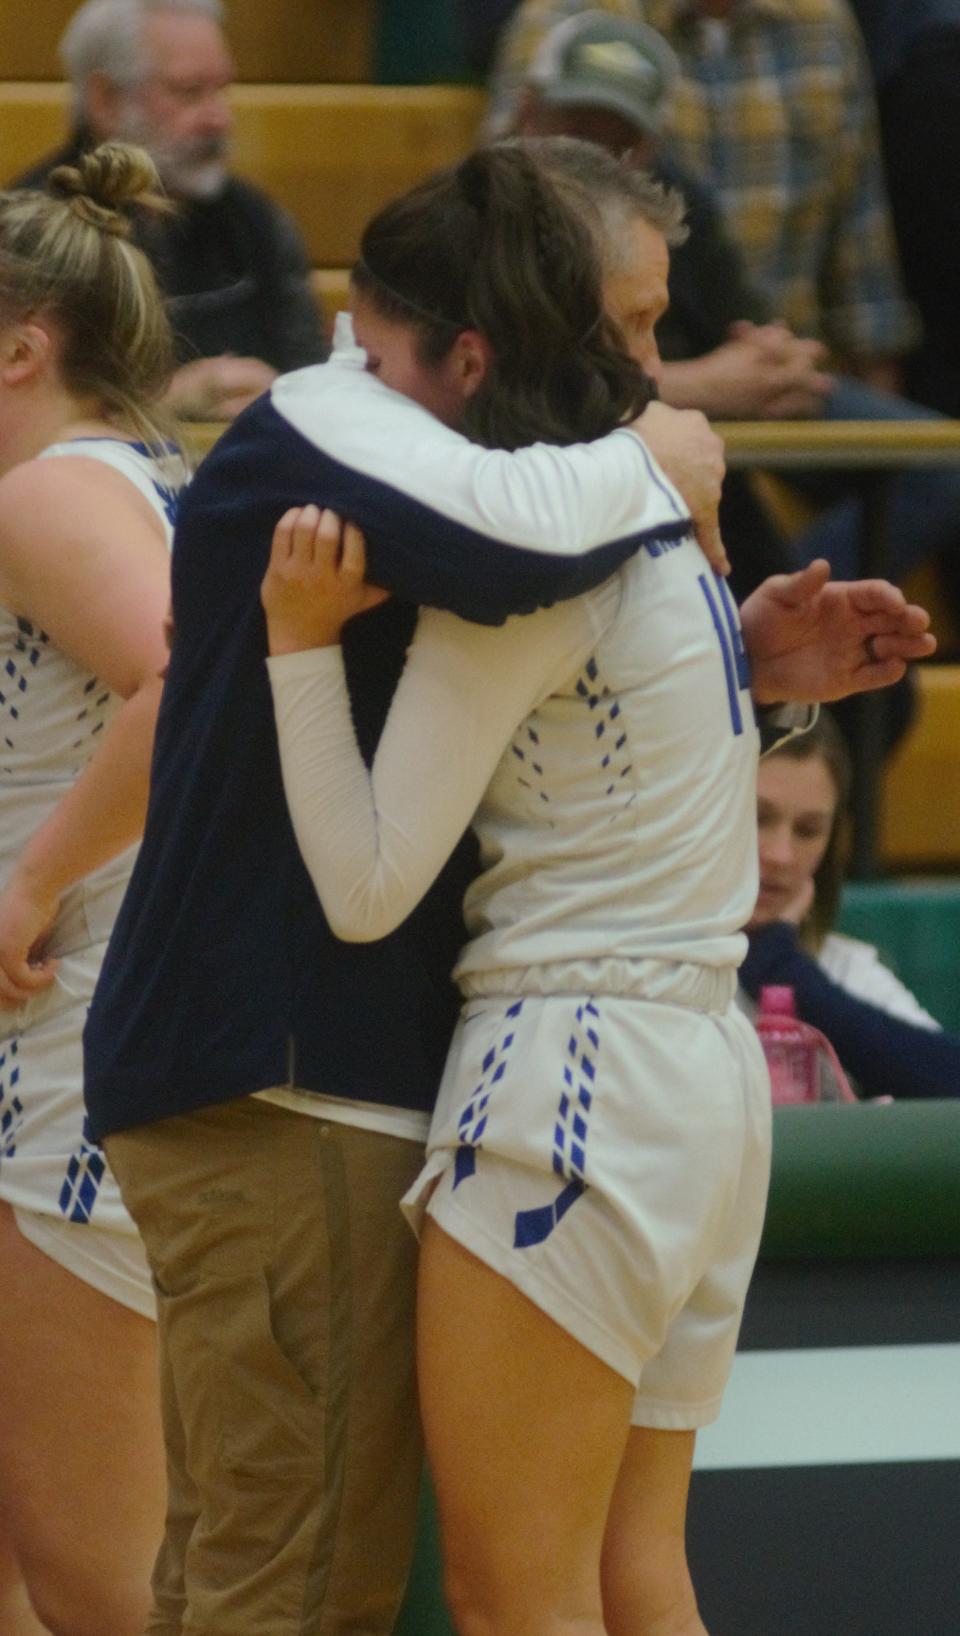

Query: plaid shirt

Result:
[489,0,919,360]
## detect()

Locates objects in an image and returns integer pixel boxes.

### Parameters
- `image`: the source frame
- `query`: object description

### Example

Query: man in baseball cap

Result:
[513,9,680,156]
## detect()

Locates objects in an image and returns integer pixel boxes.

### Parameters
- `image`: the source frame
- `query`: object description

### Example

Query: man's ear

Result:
[0,322,53,387]
[450,329,493,400]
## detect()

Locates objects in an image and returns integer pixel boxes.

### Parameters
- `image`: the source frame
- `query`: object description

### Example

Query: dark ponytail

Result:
[353,145,653,451]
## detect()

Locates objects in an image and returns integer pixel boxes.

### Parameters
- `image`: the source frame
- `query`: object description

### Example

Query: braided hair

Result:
[353,144,654,451]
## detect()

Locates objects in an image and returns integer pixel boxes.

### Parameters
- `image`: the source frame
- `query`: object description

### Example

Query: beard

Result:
[114,105,231,201]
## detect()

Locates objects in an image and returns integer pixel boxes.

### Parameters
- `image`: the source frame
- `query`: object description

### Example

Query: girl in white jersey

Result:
[264,516,766,1636]
[0,146,182,1636]
[259,146,935,1636]
[270,157,740,1636]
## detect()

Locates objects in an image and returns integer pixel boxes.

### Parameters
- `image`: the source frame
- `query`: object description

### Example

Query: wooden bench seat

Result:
[0,82,485,264]
[881,665,960,868]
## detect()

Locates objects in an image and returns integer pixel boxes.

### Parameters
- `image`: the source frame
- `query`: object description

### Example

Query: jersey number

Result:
[698,572,751,736]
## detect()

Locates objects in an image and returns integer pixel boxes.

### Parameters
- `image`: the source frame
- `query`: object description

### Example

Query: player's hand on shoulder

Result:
[261,505,391,655]
[630,400,730,576]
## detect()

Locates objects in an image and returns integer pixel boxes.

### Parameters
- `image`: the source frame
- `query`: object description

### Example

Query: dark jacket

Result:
[16,130,328,371]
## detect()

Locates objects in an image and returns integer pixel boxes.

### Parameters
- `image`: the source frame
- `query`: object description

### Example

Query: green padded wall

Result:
[376,0,471,83]
[762,1101,960,1259]
[393,1477,452,1636]
[838,880,960,1031]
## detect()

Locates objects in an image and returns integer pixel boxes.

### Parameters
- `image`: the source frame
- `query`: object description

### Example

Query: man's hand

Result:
[741,559,936,704]
[661,324,833,421]
[631,400,730,574]
[166,355,278,422]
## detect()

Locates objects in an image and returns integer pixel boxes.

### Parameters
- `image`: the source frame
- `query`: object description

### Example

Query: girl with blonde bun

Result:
[0,143,184,1636]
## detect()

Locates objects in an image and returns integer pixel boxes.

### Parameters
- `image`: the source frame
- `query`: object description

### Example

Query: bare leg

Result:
[0,1530,49,1636]
[0,1202,165,1636]
[601,1426,709,1636]
[418,1218,634,1636]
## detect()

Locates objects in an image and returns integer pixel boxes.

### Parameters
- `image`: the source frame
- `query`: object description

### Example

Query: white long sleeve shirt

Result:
[268,527,760,999]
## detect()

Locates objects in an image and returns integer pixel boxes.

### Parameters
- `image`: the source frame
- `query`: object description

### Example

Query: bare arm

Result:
[0,460,170,1006]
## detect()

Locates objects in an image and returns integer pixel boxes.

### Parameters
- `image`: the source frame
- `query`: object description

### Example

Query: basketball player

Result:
[0,145,184,1636]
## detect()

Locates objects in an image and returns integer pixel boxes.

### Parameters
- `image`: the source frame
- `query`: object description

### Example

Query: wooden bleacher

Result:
[881,665,960,868]
[0,81,485,270]
[0,0,379,82]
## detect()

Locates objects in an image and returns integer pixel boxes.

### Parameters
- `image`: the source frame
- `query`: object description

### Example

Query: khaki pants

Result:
[107,1097,425,1636]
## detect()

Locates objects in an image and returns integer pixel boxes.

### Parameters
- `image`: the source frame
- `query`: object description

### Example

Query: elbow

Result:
[326,910,398,945]
[323,887,411,945]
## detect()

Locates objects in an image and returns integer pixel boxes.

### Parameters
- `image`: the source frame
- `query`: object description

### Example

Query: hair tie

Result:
[355,256,466,330]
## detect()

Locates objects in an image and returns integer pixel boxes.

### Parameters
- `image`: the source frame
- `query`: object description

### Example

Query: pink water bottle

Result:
[756,985,820,1105]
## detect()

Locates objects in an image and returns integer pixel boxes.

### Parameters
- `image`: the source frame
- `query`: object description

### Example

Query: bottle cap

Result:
[759,985,797,1016]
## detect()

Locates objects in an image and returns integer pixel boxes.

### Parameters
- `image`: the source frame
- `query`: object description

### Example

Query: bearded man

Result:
[17,0,328,419]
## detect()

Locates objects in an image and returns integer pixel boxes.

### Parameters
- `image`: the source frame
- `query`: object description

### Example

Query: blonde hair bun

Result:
[47,141,170,237]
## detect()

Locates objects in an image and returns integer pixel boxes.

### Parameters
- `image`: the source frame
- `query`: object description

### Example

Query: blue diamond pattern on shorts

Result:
[58,1114,107,1224]
[453,1000,524,1189]
[552,1000,599,1183]
[0,1037,23,1163]
[514,998,600,1250]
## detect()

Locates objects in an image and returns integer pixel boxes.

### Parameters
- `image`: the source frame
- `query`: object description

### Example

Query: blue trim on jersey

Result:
[630,436,687,522]
[717,575,752,694]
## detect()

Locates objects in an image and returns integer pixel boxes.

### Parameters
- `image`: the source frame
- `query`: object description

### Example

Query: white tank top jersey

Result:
[0,437,180,946]
[0,436,181,1271]
[267,494,761,1000]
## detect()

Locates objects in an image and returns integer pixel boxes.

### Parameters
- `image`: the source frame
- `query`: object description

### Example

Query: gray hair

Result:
[61,0,224,115]
[512,135,688,278]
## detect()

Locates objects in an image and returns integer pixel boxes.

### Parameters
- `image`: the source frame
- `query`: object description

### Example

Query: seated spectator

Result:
[511,12,831,422]
[849,0,960,419]
[15,0,328,420]
[489,0,917,384]
[741,711,960,1099]
[495,5,960,601]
